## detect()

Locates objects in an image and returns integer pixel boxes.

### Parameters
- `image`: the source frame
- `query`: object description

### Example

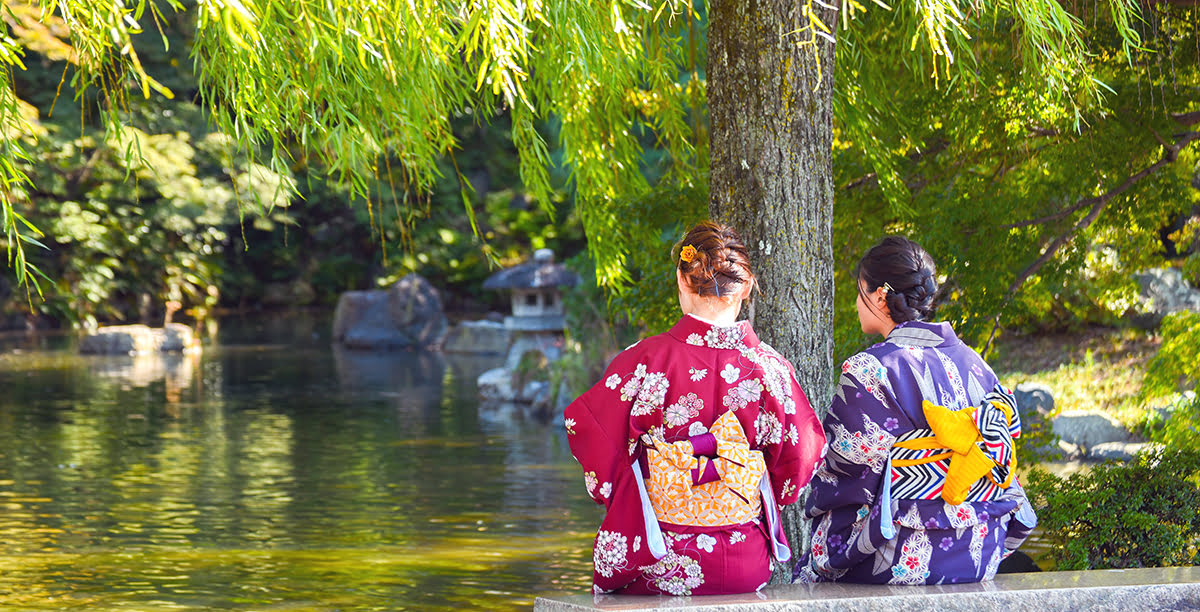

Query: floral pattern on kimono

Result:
[794,320,1038,586]
[566,314,826,595]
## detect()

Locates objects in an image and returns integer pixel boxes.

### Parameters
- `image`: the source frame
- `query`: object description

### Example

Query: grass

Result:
[989,326,1168,428]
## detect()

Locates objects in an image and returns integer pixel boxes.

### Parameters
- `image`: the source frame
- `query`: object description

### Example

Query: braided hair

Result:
[675,221,757,298]
[856,236,938,323]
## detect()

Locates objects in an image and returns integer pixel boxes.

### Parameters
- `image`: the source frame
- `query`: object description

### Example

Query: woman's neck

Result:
[685,304,740,326]
[879,319,897,339]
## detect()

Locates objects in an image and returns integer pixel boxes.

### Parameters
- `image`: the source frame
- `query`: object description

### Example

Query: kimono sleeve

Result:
[759,363,826,508]
[563,359,638,507]
[797,358,902,581]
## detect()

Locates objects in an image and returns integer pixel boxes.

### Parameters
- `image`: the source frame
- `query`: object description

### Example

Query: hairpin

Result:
[882,282,896,294]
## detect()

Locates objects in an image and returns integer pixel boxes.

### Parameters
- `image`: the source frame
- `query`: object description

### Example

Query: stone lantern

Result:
[482,248,578,335]
[477,248,579,414]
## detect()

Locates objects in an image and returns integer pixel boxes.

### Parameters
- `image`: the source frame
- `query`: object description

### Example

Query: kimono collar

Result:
[668,314,759,350]
[884,320,959,349]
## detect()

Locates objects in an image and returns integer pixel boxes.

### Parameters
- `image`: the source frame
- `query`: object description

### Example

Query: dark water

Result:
[0,314,601,610]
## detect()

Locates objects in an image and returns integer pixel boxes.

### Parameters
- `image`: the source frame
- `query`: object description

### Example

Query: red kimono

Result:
[565,314,827,595]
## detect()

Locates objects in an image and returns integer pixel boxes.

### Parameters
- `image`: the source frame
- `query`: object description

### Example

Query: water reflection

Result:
[0,316,600,610]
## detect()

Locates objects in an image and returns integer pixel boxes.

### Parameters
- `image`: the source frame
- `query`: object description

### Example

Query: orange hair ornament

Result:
[679,245,698,263]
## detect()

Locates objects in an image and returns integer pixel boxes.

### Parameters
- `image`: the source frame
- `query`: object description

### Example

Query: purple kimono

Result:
[794,320,1038,585]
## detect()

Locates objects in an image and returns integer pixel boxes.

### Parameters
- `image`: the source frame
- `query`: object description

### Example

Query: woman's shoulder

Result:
[603,330,678,369]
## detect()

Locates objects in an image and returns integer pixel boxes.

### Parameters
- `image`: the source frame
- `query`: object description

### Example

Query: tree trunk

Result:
[708,0,837,582]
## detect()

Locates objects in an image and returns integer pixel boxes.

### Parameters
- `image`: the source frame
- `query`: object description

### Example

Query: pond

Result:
[0,313,601,611]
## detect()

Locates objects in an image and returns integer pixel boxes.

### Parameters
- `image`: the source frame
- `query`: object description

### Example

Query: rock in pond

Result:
[332,274,448,350]
[79,323,198,355]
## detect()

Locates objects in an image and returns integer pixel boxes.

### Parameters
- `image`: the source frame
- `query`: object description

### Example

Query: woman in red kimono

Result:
[564,221,827,595]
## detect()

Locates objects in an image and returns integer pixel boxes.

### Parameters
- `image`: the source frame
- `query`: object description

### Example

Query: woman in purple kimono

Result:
[565,221,826,596]
[794,236,1037,585]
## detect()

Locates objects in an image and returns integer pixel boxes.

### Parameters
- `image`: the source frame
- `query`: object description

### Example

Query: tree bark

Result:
[708,0,837,582]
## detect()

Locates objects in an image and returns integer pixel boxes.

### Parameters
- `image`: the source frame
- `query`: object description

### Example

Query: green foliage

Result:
[0,0,1153,328]
[833,4,1200,348]
[1026,447,1200,570]
[12,101,291,327]
[1144,311,1200,398]
[548,251,651,409]
[1140,393,1200,454]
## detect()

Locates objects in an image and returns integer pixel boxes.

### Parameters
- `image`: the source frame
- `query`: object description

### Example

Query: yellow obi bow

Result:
[892,394,1019,505]
[643,411,765,526]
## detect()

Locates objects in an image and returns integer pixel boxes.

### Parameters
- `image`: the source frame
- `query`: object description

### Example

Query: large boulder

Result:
[332,274,447,350]
[1013,382,1055,421]
[79,323,197,355]
[1133,267,1200,327]
[1052,411,1133,451]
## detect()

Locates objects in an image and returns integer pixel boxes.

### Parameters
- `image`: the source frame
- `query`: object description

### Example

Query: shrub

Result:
[1143,310,1200,396]
[1140,392,1200,454]
[1025,448,1200,570]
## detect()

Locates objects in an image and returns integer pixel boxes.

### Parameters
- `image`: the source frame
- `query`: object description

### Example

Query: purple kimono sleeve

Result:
[796,370,902,581]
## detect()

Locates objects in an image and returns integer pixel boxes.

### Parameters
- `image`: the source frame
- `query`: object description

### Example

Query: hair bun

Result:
[677,221,756,298]
[857,236,939,323]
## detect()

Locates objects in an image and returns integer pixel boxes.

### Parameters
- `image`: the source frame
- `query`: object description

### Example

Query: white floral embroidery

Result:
[686,333,704,346]
[780,477,797,498]
[584,471,598,495]
[755,410,783,446]
[722,378,763,411]
[945,502,978,529]
[620,376,643,402]
[829,414,896,473]
[635,364,648,378]
[605,374,621,389]
[703,325,747,349]
[664,403,691,428]
[633,535,642,552]
[663,392,703,427]
[564,417,577,435]
[632,372,670,416]
[689,367,707,381]
[730,531,746,544]
[594,530,628,578]
[721,364,741,384]
[784,423,799,445]
[643,550,704,595]
[688,422,708,437]
[600,482,612,499]
[811,512,833,573]
[696,534,716,553]
[628,438,638,456]
[744,346,797,412]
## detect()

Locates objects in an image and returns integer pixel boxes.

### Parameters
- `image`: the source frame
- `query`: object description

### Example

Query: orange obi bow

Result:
[643,411,765,526]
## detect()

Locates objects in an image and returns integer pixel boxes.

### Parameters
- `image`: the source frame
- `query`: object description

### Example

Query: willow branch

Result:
[983,130,1200,354]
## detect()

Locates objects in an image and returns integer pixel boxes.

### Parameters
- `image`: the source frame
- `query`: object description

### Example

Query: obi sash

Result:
[642,410,765,526]
[886,386,1021,507]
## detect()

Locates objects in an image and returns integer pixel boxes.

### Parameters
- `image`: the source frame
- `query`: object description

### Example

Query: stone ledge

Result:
[534,567,1200,611]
